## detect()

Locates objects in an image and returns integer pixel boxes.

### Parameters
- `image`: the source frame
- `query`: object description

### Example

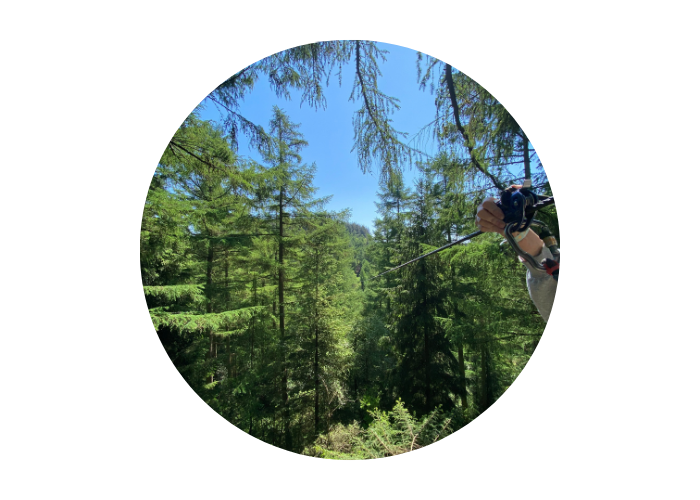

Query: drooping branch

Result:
[206,94,272,153]
[355,41,385,141]
[444,64,505,191]
[351,41,426,179]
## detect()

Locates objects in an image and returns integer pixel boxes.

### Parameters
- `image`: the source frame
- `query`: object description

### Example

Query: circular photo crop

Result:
[140,40,559,459]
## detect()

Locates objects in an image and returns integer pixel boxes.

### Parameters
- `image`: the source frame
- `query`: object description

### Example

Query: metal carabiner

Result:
[503,222,546,271]
[503,219,559,274]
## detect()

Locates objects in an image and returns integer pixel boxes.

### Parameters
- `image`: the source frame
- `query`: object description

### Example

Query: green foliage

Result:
[418,55,544,189]
[304,400,457,459]
[142,43,555,458]
[150,306,267,335]
[143,285,204,303]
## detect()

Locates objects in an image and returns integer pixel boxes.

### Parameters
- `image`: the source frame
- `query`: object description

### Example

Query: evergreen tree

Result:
[294,217,356,437]
[143,115,267,406]
[389,176,465,415]
[257,106,328,449]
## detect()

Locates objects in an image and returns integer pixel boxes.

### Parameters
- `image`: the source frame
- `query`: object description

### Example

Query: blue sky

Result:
[197,42,444,231]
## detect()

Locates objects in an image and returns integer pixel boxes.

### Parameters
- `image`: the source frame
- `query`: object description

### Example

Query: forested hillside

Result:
[141,41,558,458]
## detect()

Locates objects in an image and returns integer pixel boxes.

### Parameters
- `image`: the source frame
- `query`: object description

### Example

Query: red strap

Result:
[543,258,559,276]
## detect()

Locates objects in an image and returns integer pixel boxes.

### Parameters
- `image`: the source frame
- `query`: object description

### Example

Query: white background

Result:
[1,1,698,498]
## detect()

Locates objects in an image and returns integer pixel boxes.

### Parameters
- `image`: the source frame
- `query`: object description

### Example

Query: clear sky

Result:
[198,42,443,232]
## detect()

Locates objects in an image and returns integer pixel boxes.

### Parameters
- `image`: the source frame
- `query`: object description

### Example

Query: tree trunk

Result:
[424,324,431,412]
[224,247,230,310]
[458,345,467,408]
[279,186,290,450]
[480,342,494,412]
[422,269,431,413]
[314,250,320,435]
[522,130,531,181]
[444,219,467,409]
[206,239,214,313]
[227,337,233,378]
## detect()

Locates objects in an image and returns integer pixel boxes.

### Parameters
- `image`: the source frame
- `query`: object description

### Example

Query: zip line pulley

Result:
[370,184,558,280]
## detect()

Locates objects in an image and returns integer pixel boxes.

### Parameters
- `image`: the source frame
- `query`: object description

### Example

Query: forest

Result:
[140,41,558,459]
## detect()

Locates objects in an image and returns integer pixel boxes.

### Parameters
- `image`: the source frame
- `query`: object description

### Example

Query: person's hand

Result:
[476,198,506,235]
[475,184,523,235]
[476,185,545,256]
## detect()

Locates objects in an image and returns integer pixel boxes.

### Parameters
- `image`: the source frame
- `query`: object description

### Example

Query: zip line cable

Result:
[370,196,554,280]
[371,229,484,279]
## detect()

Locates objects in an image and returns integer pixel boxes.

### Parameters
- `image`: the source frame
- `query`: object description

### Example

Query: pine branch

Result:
[467,332,542,344]
[168,139,229,175]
